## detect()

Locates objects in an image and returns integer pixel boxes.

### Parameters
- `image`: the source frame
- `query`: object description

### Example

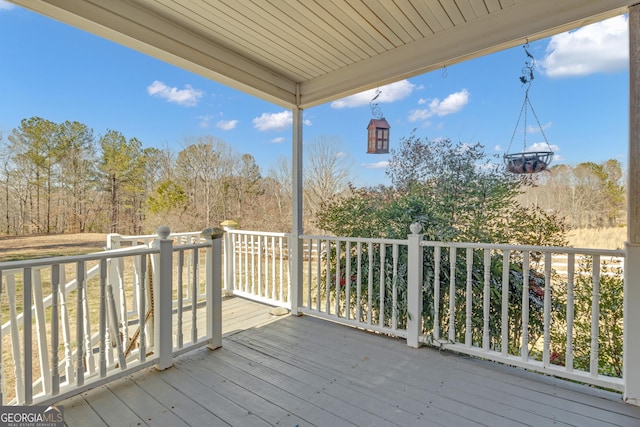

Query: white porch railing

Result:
[298,227,626,393]
[0,224,629,405]
[0,226,223,406]
[222,229,291,309]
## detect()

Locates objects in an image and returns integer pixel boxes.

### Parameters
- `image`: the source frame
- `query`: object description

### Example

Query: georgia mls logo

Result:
[0,404,64,427]
[44,405,63,419]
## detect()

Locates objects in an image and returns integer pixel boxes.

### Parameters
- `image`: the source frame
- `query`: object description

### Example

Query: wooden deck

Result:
[59,297,640,427]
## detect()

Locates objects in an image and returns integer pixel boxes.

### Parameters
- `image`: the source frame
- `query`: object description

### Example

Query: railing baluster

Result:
[258,236,264,297]
[335,241,341,316]
[192,248,199,344]
[433,246,441,341]
[356,242,362,322]
[231,233,237,294]
[32,269,50,395]
[244,234,249,293]
[81,262,95,376]
[279,236,284,302]
[566,253,575,371]
[58,266,74,384]
[51,264,60,396]
[107,269,126,370]
[306,238,312,309]
[0,271,3,405]
[99,260,107,378]
[465,248,473,347]
[501,250,510,356]
[368,242,373,325]
[138,255,147,362]
[325,240,331,314]
[75,262,84,387]
[24,268,33,404]
[272,236,277,301]
[177,250,184,349]
[522,251,530,362]
[251,235,256,295]
[185,246,193,302]
[448,247,456,343]
[116,257,128,352]
[591,254,601,377]
[392,244,399,330]
[379,243,386,327]
[263,236,268,298]
[346,242,352,321]
[483,249,490,351]
[543,252,552,367]
[6,274,24,403]
[316,239,321,311]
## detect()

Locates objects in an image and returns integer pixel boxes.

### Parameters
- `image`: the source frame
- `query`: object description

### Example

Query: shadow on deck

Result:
[59,297,640,426]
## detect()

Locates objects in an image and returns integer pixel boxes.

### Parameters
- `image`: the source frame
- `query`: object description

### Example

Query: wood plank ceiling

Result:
[9,0,635,109]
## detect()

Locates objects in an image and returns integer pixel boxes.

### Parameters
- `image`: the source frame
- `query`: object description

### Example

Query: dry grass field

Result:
[566,227,627,250]
[0,233,107,262]
[0,228,628,262]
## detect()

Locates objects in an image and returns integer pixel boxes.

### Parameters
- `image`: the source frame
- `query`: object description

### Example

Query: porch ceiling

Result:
[9,0,635,109]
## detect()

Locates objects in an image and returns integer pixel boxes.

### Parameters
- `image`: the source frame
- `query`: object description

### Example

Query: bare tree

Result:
[175,136,235,229]
[303,136,353,230]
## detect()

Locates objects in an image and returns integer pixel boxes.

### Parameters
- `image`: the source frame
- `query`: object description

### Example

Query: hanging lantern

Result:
[367,88,390,154]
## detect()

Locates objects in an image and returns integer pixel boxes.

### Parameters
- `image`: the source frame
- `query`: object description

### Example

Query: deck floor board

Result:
[58,297,640,427]
[231,319,627,426]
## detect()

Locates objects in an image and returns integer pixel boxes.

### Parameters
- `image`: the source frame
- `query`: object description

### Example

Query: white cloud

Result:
[494,145,503,152]
[198,115,213,128]
[147,80,203,106]
[540,15,628,77]
[216,119,238,130]
[526,121,552,134]
[331,80,415,108]
[271,137,285,143]
[0,1,15,11]
[363,161,389,169]
[526,142,559,153]
[252,111,311,131]
[408,89,470,122]
[253,111,292,131]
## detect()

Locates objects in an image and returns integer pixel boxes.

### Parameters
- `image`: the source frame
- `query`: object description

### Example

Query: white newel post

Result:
[407,222,424,348]
[153,225,173,370]
[625,2,640,406]
[220,220,238,296]
[203,227,224,350]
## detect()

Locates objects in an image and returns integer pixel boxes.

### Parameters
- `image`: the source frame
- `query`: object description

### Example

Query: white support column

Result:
[153,225,173,370]
[407,223,424,348]
[290,99,304,315]
[625,2,640,406]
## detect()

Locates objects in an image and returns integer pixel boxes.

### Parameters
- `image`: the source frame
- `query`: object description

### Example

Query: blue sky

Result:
[0,2,629,186]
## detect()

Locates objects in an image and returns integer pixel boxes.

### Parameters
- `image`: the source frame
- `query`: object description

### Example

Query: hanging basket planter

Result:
[504,151,553,174]
[504,45,554,175]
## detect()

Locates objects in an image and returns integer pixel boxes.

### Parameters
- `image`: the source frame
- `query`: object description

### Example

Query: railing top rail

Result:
[300,234,408,245]
[420,240,625,257]
[172,242,213,252]
[0,247,159,271]
[109,231,203,242]
[227,229,289,238]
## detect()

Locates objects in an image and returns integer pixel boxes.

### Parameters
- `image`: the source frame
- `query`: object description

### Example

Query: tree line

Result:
[0,117,353,235]
[0,116,625,236]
